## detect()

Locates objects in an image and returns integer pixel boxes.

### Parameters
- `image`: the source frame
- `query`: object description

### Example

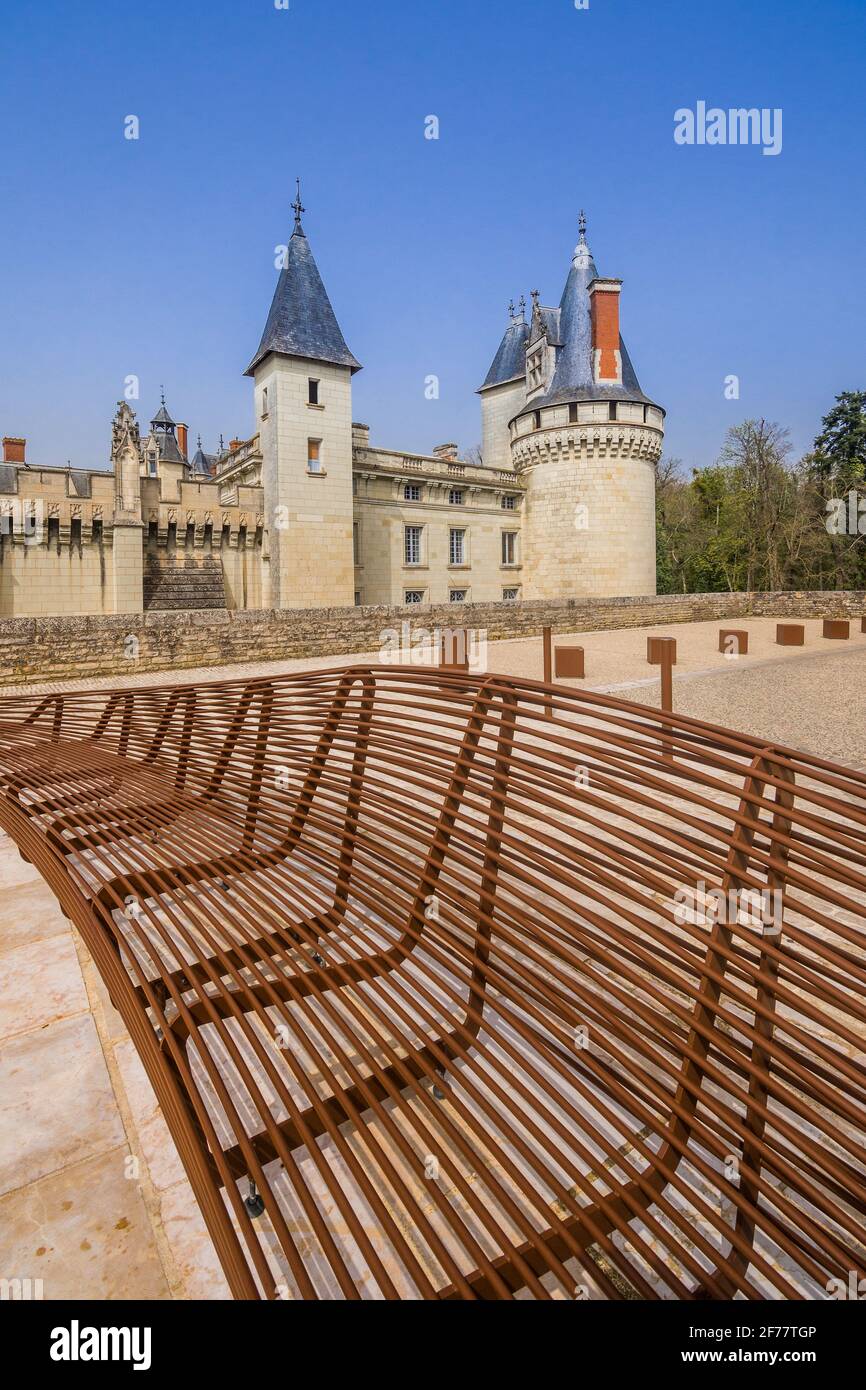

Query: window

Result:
[404,525,422,565]
[308,379,319,405]
[450,589,467,603]
[404,590,424,604]
[354,591,362,606]
[527,349,544,391]
[148,451,157,477]
[501,495,516,510]
[533,410,542,430]
[353,522,360,565]
[503,588,519,601]
[501,531,517,565]
[569,402,578,424]
[449,528,466,565]
[307,439,322,472]
[608,401,617,422]
[448,488,464,505]
[403,483,421,501]
[261,386,269,417]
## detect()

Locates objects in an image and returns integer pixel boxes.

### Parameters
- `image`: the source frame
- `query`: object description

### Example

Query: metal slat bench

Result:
[0,666,864,1300]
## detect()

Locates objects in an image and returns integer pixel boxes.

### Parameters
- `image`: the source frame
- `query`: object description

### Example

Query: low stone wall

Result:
[0,590,862,686]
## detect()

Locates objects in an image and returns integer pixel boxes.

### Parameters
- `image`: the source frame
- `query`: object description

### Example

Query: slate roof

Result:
[515,232,661,418]
[0,464,19,495]
[479,318,530,390]
[191,444,217,477]
[151,403,176,427]
[157,432,185,465]
[245,226,361,377]
[68,470,92,498]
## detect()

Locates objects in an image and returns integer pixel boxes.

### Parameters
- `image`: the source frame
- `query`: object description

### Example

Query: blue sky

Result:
[1,0,864,472]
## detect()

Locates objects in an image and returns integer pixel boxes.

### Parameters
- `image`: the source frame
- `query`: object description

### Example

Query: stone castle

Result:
[0,202,664,618]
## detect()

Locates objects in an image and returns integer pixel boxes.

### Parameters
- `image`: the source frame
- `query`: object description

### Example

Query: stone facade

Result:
[352,431,525,606]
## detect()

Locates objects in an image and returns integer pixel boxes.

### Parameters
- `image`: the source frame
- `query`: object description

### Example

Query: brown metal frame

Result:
[0,665,864,1300]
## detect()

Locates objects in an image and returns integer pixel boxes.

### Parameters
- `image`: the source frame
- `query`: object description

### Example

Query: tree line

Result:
[655,391,866,593]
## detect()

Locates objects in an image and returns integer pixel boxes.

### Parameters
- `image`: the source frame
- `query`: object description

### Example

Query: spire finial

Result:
[160,384,165,407]
[508,298,515,318]
[197,432,202,449]
[292,177,305,233]
[531,289,540,309]
[518,294,526,319]
[578,209,587,243]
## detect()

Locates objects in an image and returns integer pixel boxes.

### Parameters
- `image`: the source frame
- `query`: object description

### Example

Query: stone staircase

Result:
[143,555,227,611]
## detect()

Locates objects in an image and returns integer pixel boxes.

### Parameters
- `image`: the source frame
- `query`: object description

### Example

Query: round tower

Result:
[509,215,664,600]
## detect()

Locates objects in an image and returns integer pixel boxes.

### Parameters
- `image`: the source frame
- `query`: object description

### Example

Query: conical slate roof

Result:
[245,225,361,377]
[191,440,217,477]
[516,225,659,417]
[479,317,530,390]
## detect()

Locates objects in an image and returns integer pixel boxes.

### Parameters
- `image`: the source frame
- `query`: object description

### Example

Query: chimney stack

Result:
[2,437,26,464]
[588,279,623,384]
[433,443,460,461]
[176,423,188,458]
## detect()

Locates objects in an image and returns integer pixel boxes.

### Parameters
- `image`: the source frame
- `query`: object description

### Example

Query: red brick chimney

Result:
[2,437,26,464]
[589,279,623,384]
[176,423,188,458]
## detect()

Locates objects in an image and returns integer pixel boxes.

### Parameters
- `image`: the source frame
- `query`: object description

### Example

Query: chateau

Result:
[0,204,664,617]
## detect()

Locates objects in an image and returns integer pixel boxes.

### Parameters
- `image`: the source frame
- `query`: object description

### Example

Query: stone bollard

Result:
[776,624,805,647]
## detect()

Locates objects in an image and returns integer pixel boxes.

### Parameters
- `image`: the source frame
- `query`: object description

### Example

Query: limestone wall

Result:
[0,590,862,686]
[353,448,525,605]
[255,355,356,609]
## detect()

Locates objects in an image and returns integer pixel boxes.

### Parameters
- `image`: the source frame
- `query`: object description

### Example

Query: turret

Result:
[246,182,361,609]
[508,213,665,599]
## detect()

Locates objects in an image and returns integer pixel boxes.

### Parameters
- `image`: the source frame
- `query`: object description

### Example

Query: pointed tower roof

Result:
[245,184,361,377]
[514,213,661,419]
[191,435,217,477]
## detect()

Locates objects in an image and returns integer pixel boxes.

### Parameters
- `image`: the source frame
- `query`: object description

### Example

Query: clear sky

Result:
[2,0,864,472]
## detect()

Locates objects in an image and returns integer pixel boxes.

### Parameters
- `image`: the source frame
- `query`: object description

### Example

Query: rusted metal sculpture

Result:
[0,666,864,1301]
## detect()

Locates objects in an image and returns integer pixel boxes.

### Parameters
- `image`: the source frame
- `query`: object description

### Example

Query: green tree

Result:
[808,391,866,494]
